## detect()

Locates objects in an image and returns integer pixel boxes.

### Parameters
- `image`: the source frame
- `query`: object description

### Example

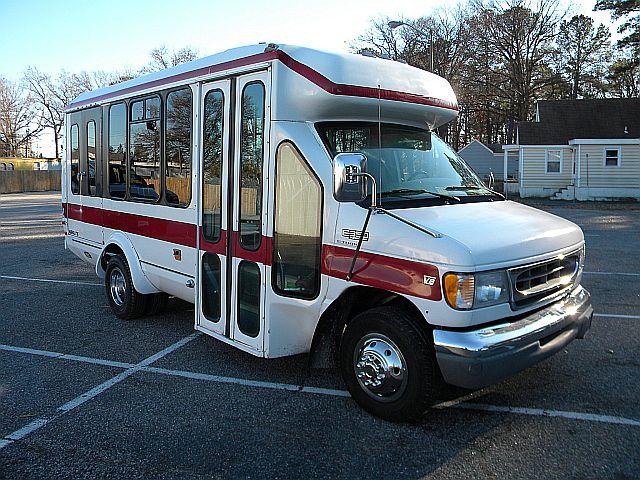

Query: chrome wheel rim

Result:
[353,333,408,403]
[109,267,126,307]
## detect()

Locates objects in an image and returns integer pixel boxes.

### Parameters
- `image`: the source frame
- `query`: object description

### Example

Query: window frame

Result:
[603,146,621,168]
[545,149,562,174]
[238,80,266,252]
[164,86,194,208]
[271,140,324,301]
[127,93,163,204]
[201,87,226,243]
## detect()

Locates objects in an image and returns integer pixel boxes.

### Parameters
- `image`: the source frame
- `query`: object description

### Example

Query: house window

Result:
[604,148,621,167]
[545,150,561,173]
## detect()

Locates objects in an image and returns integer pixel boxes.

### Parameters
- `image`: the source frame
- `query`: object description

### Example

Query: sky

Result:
[0,0,616,156]
[1,0,615,82]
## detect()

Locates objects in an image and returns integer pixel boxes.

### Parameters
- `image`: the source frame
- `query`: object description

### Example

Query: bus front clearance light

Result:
[443,271,510,310]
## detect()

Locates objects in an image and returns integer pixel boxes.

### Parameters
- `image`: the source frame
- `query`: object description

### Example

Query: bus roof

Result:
[66,44,458,114]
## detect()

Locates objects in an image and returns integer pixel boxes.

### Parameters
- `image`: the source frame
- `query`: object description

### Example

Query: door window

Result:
[202,253,222,322]
[272,142,322,299]
[237,260,261,337]
[202,89,225,242]
[238,82,265,251]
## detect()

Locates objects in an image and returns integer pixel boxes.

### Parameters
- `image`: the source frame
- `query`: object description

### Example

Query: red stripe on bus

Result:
[322,244,442,301]
[65,203,197,248]
[65,204,441,300]
[66,50,458,112]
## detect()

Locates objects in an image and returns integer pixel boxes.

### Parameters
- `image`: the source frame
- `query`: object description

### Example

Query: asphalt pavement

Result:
[0,191,639,479]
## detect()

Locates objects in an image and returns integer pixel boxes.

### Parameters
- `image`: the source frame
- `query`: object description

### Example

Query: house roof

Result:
[458,140,504,154]
[518,98,640,145]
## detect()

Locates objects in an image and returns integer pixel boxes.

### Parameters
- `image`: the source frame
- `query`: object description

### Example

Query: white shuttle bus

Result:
[62,44,593,421]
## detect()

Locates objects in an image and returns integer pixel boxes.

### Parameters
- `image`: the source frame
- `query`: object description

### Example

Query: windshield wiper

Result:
[381,188,460,202]
[444,185,505,199]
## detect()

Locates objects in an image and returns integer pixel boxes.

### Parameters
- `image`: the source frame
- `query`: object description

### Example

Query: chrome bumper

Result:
[433,286,593,389]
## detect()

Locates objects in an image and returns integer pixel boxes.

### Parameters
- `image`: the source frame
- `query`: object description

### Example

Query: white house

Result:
[503,98,640,200]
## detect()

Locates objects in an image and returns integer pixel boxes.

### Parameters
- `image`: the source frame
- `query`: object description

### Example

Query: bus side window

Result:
[129,96,161,202]
[165,88,193,207]
[70,124,79,194]
[108,103,127,199]
[272,142,322,299]
[87,120,97,196]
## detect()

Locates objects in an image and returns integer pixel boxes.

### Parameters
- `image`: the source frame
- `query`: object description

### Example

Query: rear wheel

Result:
[105,254,147,320]
[339,306,441,422]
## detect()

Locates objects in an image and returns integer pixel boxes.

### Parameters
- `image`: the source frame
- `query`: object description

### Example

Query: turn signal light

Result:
[443,273,475,310]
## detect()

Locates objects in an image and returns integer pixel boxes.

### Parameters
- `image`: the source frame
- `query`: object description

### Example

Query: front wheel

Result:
[105,254,147,320]
[339,306,442,422]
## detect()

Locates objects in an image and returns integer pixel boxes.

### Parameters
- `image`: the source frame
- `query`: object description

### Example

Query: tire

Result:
[145,292,169,316]
[105,254,147,320]
[339,306,441,422]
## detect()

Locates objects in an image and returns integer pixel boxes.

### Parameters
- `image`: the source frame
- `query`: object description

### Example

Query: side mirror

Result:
[333,153,367,203]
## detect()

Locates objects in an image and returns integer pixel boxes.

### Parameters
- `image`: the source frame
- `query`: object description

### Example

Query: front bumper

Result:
[433,286,593,389]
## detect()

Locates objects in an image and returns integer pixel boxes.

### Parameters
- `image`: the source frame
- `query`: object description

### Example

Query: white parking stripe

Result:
[1,335,640,431]
[143,366,352,398]
[594,313,640,320]
[0,233,62,241]
[0,275,102,286]
[0,333,199,450]
[584,271,640,277]
[440,402,640,427]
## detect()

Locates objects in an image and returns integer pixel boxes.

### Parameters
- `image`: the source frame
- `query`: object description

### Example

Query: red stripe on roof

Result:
[66,50,458,112]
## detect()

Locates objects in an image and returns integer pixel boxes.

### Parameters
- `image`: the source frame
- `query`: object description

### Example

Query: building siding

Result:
[458,141,518,179]
[578,144,640,188]
[521,147,573,189]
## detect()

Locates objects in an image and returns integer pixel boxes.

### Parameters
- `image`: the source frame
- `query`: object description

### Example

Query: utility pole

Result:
[388,20,434,72]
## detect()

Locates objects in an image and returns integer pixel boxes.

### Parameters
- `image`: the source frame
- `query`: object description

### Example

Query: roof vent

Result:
[264,43,279,53]
[624,125,629,135]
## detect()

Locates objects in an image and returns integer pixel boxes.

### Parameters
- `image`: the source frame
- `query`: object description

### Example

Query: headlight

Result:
[443,270,510,310]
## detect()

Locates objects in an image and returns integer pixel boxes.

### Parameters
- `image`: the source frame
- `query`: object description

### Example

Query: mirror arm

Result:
[346,207,373,281]
[345,172,378,281]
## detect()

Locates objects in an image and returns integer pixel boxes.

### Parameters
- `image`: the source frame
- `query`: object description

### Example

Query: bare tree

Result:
[556,14,611,98]
[23,68,93,159]
[0,77,42,157]
[147,45,199,72]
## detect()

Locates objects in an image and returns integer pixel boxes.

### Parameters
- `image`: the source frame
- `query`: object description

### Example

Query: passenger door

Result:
[196,71,271,354]
[66,108,103,246]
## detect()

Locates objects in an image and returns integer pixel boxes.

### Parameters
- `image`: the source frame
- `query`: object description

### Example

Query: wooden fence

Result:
[0,171,61,194]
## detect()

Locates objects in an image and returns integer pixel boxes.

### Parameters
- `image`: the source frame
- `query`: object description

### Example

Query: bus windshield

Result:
[317,122,495,204]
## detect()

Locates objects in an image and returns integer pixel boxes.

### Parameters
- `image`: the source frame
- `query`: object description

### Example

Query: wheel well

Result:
[309,286,432,368]
[100,243,124,271]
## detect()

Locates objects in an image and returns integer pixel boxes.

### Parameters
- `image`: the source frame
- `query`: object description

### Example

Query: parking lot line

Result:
[435,401,640,427]
[1,339,639,429]
[594,313,640,320]
[584,271,640,277]
[0,275,102,286]
[0,333,200,450]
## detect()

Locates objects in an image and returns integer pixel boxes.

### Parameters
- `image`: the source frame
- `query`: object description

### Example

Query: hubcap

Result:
[109,267,126,307]
[353,333,407,402]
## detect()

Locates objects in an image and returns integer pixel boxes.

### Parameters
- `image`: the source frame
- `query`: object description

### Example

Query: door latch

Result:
[185,279,195,288]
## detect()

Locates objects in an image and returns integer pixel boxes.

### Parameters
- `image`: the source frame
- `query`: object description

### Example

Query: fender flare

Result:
[96,232,160,295]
